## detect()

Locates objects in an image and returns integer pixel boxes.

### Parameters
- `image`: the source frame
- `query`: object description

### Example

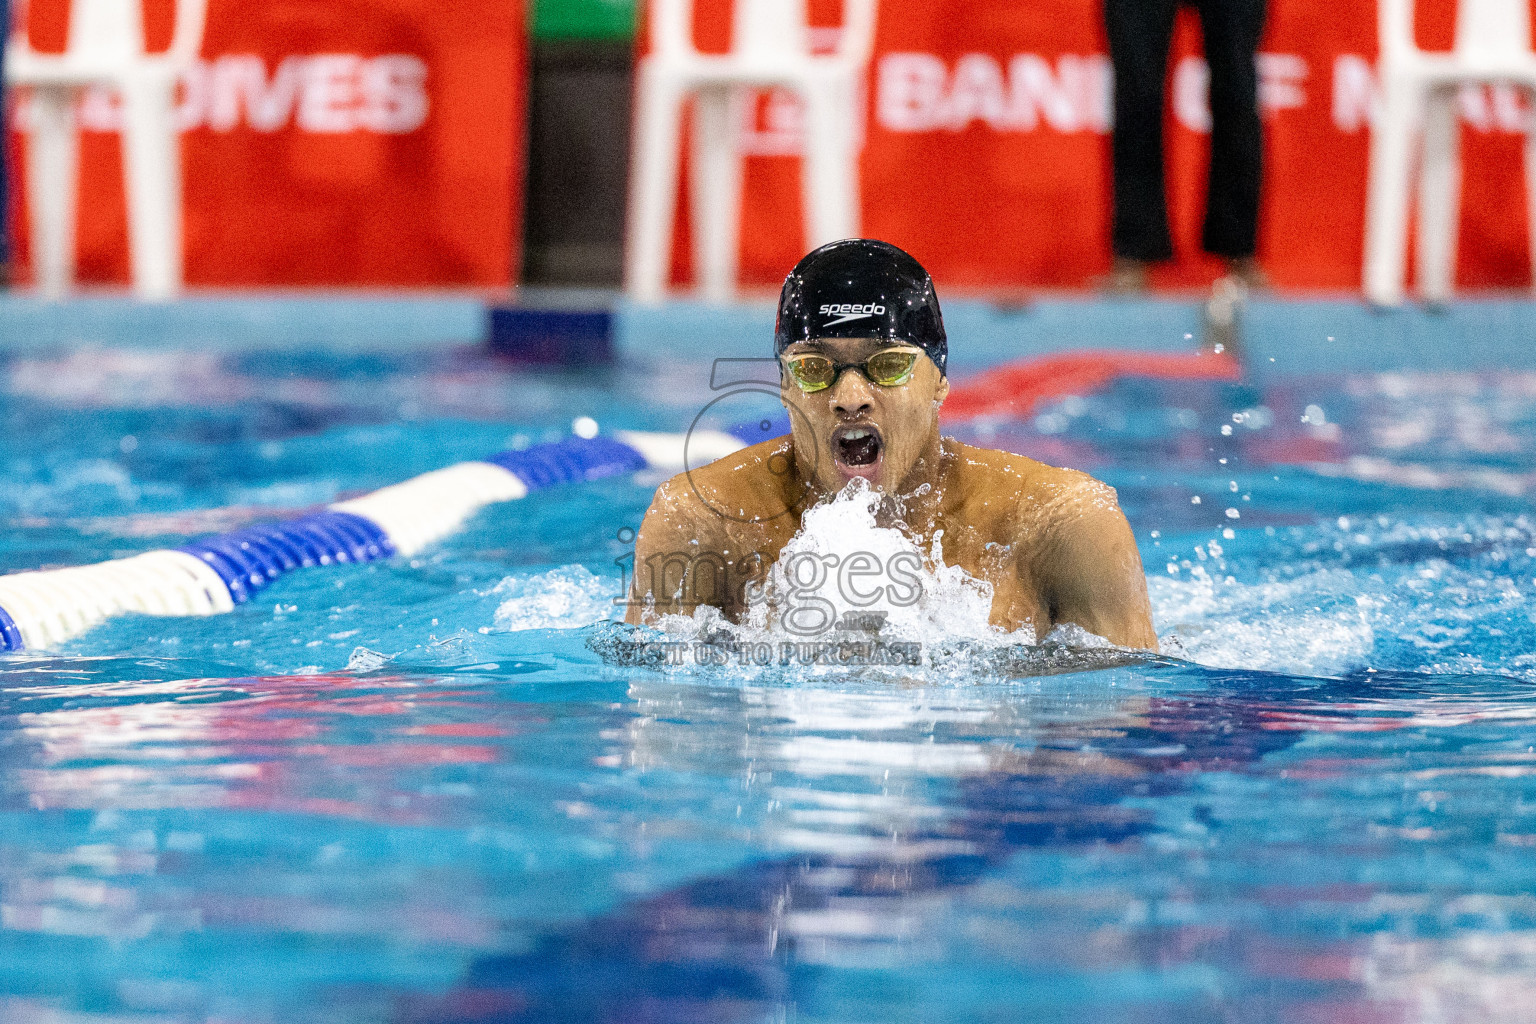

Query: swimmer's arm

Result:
[1032,480,1158,650]
[625,476,729,625]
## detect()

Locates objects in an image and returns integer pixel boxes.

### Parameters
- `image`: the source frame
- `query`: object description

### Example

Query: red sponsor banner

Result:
[10,0,525,287]
[672,0,1535,292]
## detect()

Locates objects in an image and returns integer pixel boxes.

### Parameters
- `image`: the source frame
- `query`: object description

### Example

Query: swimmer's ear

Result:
[935,375,949,405]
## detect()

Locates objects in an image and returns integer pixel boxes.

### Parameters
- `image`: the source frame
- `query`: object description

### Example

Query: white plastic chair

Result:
[625,0,877,304]
[6,0,207,300]
[1364,0,1536,306]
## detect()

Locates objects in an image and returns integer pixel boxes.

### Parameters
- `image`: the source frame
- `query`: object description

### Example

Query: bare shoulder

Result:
[642,436,796,539]
[945,442,1153,648]
[946,440,1122,525]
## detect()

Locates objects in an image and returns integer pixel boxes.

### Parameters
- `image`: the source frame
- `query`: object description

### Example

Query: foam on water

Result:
[1152,567,1377,676]
[1152,515,1536,679]
[491,566,617,631]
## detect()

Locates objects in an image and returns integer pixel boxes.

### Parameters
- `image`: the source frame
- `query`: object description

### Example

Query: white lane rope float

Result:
[0,426,757,652]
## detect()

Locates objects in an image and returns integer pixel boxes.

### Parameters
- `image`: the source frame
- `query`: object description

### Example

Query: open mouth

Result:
[832,424,884,476]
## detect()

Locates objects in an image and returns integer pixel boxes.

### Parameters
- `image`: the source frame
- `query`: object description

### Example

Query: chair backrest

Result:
[1379,0,1534,65]
[837,0,878,65]
[1455,0,1532,62]
[14,0,206,64]
[165,0,208,64]
[646,0,877,64]
[67,0,146,62]
[646,0,694,57]
[733,0,810,59]
[1377,0,1416,61]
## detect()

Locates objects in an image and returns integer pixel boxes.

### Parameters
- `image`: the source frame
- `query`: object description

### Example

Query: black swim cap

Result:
[774,239,947,375]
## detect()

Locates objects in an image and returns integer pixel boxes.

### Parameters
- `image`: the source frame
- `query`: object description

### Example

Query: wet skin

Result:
[627,337,1159,649]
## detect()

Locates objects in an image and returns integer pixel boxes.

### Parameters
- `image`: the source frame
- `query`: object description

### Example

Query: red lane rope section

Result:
[941,350,1243,422]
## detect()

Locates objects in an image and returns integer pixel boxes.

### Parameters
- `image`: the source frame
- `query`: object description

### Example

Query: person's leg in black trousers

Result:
[1105,0,1180,277]
[1195,0,1267,271]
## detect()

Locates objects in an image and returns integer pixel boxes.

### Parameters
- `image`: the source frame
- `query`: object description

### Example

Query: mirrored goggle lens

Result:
[787,356,836,391]
[865,350,918,386]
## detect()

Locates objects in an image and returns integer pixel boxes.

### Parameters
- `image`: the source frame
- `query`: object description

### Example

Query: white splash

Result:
[1151,566,1377,676]
[1150,516,1536,678]
[346,646,394,671]
[748,482,1003,642]
[491,566,617,631]
[654,482,1024,650]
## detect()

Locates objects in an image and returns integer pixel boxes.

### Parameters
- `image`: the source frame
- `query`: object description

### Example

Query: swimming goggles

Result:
[782,347,922,393]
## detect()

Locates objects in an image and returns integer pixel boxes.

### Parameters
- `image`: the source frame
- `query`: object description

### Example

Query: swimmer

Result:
[627,239,1158,649]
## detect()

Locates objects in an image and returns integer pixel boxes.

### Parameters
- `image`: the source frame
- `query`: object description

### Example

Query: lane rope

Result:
[0,429,742,652]
[0,351,1242,651]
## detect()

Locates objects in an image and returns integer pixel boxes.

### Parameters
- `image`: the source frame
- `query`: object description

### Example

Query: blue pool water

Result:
[3,341,1536,1022]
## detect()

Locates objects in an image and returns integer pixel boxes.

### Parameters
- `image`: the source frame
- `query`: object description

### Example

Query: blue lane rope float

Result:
[178,510,396,605]
[0,427,749,652]
[486,436,649,490]
[0,605,22,651]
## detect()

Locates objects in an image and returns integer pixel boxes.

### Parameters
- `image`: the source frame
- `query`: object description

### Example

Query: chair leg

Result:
[1363,76,1419,307]
[120,74,184,301]
[690,87,743,304]
[800,71,860,250]
[26,87,80,300]
[1417,87,1461,305]
[625,64,685,304]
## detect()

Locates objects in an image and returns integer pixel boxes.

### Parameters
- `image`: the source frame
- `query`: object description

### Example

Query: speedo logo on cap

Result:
[819,302,886,327]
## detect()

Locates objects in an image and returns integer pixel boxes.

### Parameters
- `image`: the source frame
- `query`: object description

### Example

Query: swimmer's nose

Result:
[834,395,872,419]
[830,371,874,419]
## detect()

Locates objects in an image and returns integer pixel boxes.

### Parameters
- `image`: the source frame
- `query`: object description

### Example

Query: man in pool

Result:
[626,239,1158,650]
